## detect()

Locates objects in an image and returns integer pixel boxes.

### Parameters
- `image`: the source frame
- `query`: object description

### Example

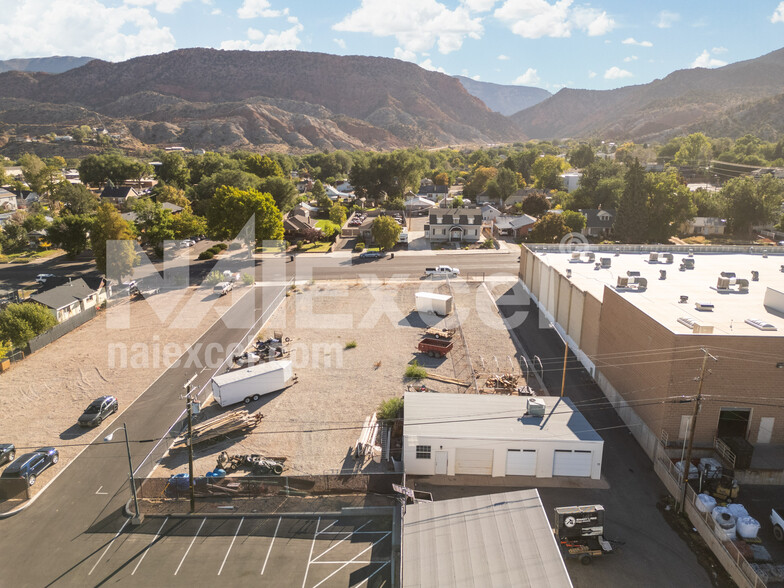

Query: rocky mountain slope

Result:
[455,76,551,116]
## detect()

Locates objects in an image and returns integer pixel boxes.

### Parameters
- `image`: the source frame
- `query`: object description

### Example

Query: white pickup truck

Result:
[772,508,784,541]
[424,265,460,277]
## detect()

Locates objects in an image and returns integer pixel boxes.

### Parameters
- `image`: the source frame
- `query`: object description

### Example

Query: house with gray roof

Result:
[493,214,537,239]
[426,207,483,243]
[100,186,139,206]
[29,278,107,322]
[579,208,616,238]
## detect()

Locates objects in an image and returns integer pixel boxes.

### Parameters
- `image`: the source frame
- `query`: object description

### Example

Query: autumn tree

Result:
[532,155,568,190]
[462,166,497,199]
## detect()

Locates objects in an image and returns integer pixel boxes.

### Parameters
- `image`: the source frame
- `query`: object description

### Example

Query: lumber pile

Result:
[482,373,519,394]
[353,413,381,460]
[425,373,470,386]
[172,409,263,449]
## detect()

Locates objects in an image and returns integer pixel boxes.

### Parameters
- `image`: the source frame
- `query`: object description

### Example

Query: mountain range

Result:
[0,56,94,74]
[454,76,551,116]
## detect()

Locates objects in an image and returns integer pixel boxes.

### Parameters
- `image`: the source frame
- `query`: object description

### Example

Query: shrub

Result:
[404,361,427,380]
[216,243,228,250]
[204,270,223,285]
[198,250,215,260]
[354,242,365,252]
[481,238,496,249]
[345,340,357,349]
[296,239,304,250]
[207,246,221,255]
[228,242,242,251]
[377,397,403,421]
[242,273,254,285]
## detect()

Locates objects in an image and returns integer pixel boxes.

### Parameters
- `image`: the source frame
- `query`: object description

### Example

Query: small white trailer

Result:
[415,292,453,317]
[211,360,294,407]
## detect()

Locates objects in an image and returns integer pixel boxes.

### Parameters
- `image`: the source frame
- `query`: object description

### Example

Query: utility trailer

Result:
[424,327,455,339]
[417,337,453,358]
[554,504,615,565]
[415,292,453,316]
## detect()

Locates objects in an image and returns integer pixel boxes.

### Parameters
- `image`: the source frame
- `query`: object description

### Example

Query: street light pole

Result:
[104,423,141,525]
[184,374,197,514]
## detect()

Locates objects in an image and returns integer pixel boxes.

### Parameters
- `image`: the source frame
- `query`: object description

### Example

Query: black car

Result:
[0,444,15,467]
[1,447,58,486]
[78,396,118,427]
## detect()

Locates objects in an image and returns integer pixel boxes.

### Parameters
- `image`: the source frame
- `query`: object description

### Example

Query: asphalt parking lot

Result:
[84,512,393,587]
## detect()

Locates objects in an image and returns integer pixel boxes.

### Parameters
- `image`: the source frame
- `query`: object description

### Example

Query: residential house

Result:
[481,204,502,222]
[283,206,319,241]
[680,217,726,236]
[121,201,183,224]
[7,189,40,209]
[100,186,140,206]
[405,196,437,216]
[560,171,582,192]
[0,188,19,212]
[29,277,108,323]
[335,180,354,193]
[493,214,537,240]
[426,207,483,243]
[504,188,548,210]
[579,208,615,237]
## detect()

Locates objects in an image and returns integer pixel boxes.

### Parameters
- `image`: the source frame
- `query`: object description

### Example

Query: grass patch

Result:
[0,249,63,264]
[404,361,427,380]
[298,241,332,253]
[316,219,340,231]
[377,397,403,421]
[345,340,357,349]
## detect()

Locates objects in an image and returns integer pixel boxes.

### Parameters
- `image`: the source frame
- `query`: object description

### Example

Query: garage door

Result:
[506,449,537,476]
[455,448,494,475]
[553,450,592,477]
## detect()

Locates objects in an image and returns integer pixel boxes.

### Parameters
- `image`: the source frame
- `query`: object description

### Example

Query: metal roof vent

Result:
[744,318,777,331]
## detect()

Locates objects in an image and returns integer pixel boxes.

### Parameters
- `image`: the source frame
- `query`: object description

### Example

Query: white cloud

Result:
[124,0,192,13]
[711,46,727,54]
[588,70,596,78]
[333,38,346,49]
[237,0,283,19]
[419,58,446,73]
[656,10,679,28]
[494,0,615,39]
[462,0,497,12]
[514,67,540,85]
[691,49,726,69]
[621,37,652,47]
[773,2,784,23]
[471,74,481,80]
[394,47,417,62]
[497,54,510,60]
[604,66,632,79]
[334,0,483,56]
[623,55,637,62]
[211,8,221,15]
[0,0,175,61]
[221,21,304,51]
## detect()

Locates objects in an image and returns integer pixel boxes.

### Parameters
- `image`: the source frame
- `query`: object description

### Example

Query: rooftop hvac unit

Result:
[569,251,581,261]
[586,252,595,262]
[662,253,674,264]
[744,318,777,331]
[616,276,629,288]
[682,258,695,269]
[566,268,572,278]
[648,252,659,262]
[720,272,736,278]
[527,397,546,417]
[635,277,648,289]
[751,271,759,282]
[695,302,714,311]
[627,270,640,277]
[600,257,612,268]
[677,317,714,333]
[660,270,667,280]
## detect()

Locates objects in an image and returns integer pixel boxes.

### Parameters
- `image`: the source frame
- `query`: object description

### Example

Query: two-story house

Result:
[579,208,616,237]
[426,207,483,243]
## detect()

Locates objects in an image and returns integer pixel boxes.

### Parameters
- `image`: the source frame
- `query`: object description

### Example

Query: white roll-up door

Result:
[455,448,493,475]
[553,449,592,477]
[505,449,537,476]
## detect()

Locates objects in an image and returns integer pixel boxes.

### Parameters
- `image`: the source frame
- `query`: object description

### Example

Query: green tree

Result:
[613,159,648,243]
[131,198,175,249]
[91,202,137,277]
[53,182,99,215]
[47,214,93,259]
[384,197,405,211]
[153,184,191,208]
[462,166,497,199]
[645,170,697,242]
[673,133,712,168]
[569,144,595,168]
[207,186,284,251]
[722,175,784,238]
[311,180,331,208]
[521,193,549,217]
[21,213,50,233]
[78,153,152,187]
[70,124,93,143]
[0,220,29,253]
[187,151,240,184]
[528,213,569,243]
[18,153,49,195]
[156,152,190,189]
[0,302,58,347]
[258,176,298,213]
[485,167,519,204]
[532,155,567,190]
[170,210,208,239]
[371,216,402,250]
[560,210,586,233]
[329,203,348,227]
[245,154,284,179]
[693,189,725,218]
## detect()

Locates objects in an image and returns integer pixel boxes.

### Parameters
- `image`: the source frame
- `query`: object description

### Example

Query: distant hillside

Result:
[0,49,524,152]
[511,47,784,141]
[455,76,551,116]
[0,56,93,74]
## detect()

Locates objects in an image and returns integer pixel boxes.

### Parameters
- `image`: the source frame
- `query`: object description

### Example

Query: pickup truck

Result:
[424,265,460,277]
[772,508,784,541]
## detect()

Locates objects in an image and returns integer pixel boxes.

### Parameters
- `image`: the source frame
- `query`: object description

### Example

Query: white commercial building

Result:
[403,392,603,479]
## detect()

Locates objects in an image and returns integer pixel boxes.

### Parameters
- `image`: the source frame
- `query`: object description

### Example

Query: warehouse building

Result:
[403,392,603,479]
[518,245,784,464]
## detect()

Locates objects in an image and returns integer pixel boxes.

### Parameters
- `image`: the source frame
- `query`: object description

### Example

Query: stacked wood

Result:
[425,373,470,386]
[353,413,381,459]
[172,409,263,449]
[482,373,519,394]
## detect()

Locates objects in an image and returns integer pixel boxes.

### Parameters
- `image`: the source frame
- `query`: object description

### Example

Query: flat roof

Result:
[533,250,784,336]
[404,392,602,443]
[403,489,572,588]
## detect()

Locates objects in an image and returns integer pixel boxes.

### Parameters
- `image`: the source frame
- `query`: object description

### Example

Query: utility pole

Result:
[184,374,197,514]
[560,340,568,398]
[679,348,717,513]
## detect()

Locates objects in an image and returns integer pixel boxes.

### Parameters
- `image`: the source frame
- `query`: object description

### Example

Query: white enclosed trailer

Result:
[211,360,294,407]
[415,292,453,316]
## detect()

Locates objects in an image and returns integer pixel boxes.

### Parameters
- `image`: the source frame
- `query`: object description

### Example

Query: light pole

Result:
[104,423,142,525]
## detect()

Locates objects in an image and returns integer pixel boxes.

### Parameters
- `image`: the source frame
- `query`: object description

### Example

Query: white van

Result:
[213,282,233,296]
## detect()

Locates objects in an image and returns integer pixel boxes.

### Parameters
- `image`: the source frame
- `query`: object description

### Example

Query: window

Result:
[416,445,432,459]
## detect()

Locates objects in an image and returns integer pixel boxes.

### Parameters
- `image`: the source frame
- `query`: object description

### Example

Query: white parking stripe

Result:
[217,517,244,576]
[311,533,391,588]
[301,516,320,588]
[88,519,130,576]
[174,518,206,576]
[311,522,371,562]
[261,516,281,575]
[132,517,168,575]
[316,520,337,535]
[351,561,390,588]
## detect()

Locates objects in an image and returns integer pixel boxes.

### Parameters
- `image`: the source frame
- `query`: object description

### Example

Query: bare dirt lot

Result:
[157,277,522,478]
[0,283,251,500]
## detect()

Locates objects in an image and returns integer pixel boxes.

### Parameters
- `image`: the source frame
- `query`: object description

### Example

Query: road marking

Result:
[311,533,391,588]
[132,517,168,575]
[95,486,108,495]
[312,560,387,565]
[316,520,337,535]
[261,516,281,575]
[217,517,244,576]
[351,561,390,588]
[301,516,320,588]
[174,517,206,576]
[88,519,130,576]
[311,522,371,562]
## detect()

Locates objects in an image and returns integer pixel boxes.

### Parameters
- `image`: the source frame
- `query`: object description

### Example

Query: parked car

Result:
[35,273,55,284]
[180,239,195,248]
[78,396,118,427]
[359,251,386,259]
[0,444,15,467]
[214,282,233,296]
[1,447,59,486]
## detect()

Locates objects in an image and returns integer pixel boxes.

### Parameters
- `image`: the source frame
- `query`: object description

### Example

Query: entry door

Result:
[506,449,537,476]
[757,418,774,444]
[454,448,493,475]
[553,450,592,477]
[717,408,751,439]
[435,451,448,475]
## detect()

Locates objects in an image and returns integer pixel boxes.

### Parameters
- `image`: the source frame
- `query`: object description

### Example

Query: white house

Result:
[0,188,19,212]
[403,392,603,479]
[680,217,726,236]
[560,171,582,192]
[426,207,483,243]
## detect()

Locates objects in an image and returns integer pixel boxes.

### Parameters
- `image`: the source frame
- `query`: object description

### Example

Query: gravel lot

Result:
[158,277,522,477]
[0,283,249,500]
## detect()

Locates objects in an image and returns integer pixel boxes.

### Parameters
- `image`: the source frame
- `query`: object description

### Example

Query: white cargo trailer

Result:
[211,360,294,407]
[415,292,453,316]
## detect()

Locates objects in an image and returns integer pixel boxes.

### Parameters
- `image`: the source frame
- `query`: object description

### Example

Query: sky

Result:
[1,0,783,92]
